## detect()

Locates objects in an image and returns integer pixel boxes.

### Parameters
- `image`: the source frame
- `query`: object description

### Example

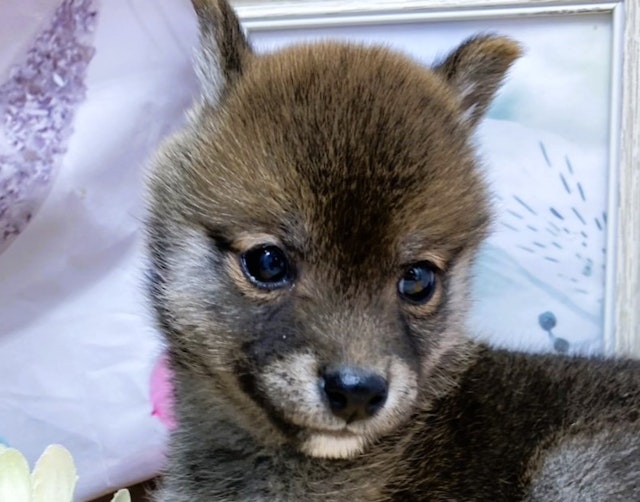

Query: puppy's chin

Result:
[300,432,369,459]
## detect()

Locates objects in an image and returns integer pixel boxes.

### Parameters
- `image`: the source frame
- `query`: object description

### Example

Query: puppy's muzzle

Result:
[321,366,388,423]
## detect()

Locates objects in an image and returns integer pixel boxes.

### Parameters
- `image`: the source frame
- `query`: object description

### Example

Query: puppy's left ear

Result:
[191,0,253,104]
[434,35,521,127]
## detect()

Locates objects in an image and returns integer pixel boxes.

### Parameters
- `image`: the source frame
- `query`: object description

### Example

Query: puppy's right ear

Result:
[191,0,252,104]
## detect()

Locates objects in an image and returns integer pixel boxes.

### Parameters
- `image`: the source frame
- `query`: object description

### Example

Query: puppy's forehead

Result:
[196,43,489,265]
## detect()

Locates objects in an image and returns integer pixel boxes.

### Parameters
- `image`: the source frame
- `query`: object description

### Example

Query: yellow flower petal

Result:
[111,488,131,502]
[31,445,78,502]
[0,447,31,502]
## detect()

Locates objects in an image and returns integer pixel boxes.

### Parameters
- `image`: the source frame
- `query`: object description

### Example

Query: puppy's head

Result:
[147,0,520,458]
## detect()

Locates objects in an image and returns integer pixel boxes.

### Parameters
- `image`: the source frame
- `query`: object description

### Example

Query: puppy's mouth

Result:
[299,429,370,459]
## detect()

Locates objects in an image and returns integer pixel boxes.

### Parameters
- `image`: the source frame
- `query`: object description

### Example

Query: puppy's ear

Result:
[191,0,252,103]
[434,35,521,127]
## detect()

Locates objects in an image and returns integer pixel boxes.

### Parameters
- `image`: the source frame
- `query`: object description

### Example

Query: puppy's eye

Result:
[398,262,437,304]
[241,245,292,289]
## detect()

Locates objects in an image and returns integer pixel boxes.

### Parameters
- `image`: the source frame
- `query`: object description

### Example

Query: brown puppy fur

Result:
[145,1,640,500]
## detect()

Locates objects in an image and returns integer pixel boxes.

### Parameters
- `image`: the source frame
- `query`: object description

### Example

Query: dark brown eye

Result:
[241,245,292,289]
[398,262,437,304]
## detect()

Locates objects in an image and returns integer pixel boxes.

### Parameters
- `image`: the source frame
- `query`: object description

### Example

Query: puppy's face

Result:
[147,0,520,458]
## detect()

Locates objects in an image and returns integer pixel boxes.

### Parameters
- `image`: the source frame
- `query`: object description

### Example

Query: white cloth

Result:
[0,0,197,498]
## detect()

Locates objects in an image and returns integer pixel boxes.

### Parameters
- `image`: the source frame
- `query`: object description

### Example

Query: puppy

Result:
[145,0,640,499]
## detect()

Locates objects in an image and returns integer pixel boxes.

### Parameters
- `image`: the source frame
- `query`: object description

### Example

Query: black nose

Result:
[321,367,388,423]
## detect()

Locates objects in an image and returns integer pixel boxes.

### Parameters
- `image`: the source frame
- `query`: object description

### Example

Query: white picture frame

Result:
[232,0,639,357]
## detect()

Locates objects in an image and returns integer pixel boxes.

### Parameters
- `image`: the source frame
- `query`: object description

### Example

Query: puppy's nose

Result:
[321,367,388,423]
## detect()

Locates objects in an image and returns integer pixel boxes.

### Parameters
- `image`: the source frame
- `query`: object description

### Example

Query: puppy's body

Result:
[156,348,640,501]
[146,1,640,500]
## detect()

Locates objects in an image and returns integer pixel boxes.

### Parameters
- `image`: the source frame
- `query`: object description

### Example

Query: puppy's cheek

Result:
[384,357,420,419]
[258,352,340,429]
